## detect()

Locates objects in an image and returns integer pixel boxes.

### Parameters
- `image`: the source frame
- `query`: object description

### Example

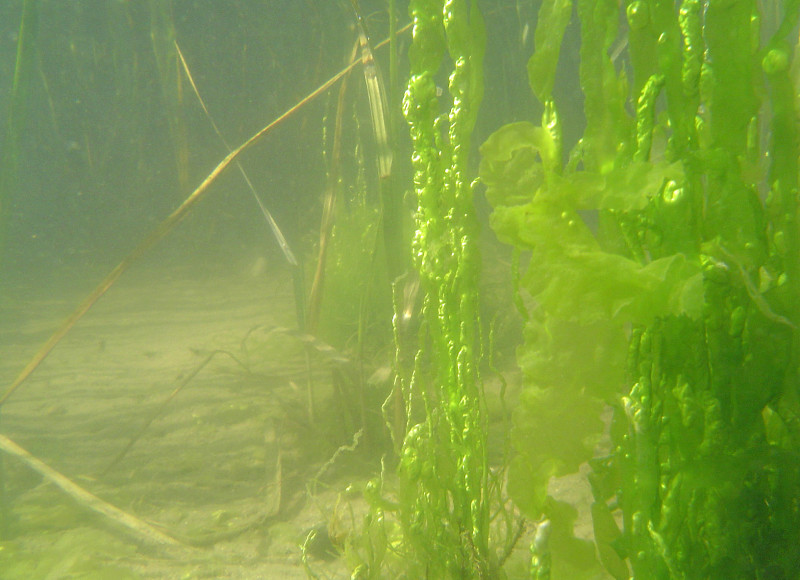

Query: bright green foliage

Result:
[351,0,492,577]
[480,0,800,578]
[577,0,634,172]
[527,0,573,103]
[396,0,490,576]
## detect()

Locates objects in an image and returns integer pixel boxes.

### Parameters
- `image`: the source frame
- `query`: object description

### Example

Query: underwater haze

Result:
[2,1,800,579]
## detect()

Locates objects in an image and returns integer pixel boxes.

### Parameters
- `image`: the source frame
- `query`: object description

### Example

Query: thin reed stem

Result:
[0,22,412,407]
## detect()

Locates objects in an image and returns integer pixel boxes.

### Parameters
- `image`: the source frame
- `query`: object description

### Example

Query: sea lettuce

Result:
[479,118,703,329]
[480,0,800,577]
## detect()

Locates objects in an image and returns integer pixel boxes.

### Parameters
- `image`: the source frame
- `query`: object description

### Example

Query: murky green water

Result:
[2,1,799,579]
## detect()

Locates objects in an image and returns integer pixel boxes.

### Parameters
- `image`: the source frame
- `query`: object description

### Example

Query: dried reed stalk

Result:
[0,23,410,406]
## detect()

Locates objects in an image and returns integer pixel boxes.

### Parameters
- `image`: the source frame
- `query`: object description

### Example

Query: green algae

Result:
[346,0,496,577]
[397,0,491,576]
[480,0,800,577]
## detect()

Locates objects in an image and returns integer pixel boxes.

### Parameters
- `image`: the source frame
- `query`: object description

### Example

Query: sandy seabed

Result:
[0,262,362,579]
[0,260,596,579]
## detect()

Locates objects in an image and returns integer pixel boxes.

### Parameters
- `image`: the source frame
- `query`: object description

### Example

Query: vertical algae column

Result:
[398,0,490,576]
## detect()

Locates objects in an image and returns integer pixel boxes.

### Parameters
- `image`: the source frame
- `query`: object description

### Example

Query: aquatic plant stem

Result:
[0,23,412,408]
[150,0,190,193]
[175,40,298,267]
[306,41,357,334]
[397,0,490,576]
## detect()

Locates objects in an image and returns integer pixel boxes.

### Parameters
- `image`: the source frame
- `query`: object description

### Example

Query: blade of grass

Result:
[306,41,359,334]
[349,0,393,179]
[1,0,39,261]
[175,40,298,267]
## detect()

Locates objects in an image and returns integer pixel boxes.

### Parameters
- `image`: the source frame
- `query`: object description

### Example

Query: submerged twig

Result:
[175,40,298,267]
[0,22,411,407]
[0,434,187,549]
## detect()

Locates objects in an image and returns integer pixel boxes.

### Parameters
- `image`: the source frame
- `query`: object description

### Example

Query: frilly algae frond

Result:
[343,0,800,578]
[480,0,800,578]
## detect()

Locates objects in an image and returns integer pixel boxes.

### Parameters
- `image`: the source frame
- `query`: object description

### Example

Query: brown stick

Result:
[176,40,298,267]
[0,433,187,549]
[0,23,411,407]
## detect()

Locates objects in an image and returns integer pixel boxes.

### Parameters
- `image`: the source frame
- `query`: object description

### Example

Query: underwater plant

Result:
[480,0,800,578]
[3,1,799,578]
[344,0,499,578]
[395,0,490,576]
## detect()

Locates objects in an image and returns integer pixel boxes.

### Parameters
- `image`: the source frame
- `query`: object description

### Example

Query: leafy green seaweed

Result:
[480,0,800,578]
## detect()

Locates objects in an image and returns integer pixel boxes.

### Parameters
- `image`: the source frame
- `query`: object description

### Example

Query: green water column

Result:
[1,0,39,265]
[0,0,39,539]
